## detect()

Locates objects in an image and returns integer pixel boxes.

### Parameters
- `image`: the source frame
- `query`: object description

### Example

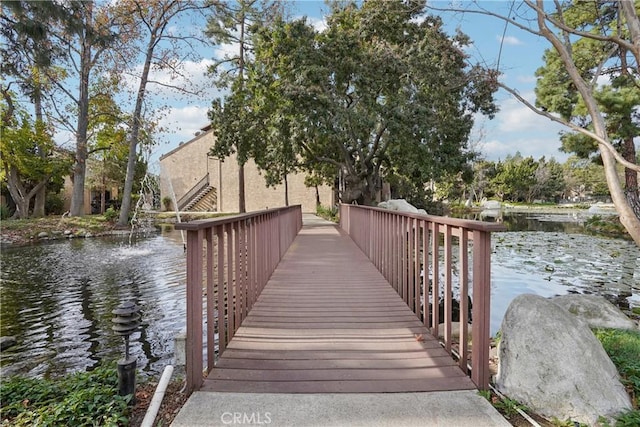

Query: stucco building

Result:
[159,125,334,213]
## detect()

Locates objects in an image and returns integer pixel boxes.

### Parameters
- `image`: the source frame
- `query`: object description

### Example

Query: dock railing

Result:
[176,205,302,394]
[339,203,505,390]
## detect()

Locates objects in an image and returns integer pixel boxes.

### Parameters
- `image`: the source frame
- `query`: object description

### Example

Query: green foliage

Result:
[45,192,65,215]
[585,215,629,239]
[593,328,640,406]
[0,364,131,426]
[492,396,528,418]
[534,1,639,202]
[243,0,497,205]
[316,205,338,223]
[162,196,172,211]
[478,390,491,401]
[103,207,118,223]
[0,204,10,220]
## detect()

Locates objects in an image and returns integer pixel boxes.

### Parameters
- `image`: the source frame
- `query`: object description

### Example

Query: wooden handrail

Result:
[176,205,303,394]
[339,203,505,390]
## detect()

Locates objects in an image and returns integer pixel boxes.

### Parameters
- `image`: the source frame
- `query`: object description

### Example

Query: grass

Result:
[593,328,640,410]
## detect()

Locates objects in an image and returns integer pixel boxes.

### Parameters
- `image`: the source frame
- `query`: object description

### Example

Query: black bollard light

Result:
[112,301,140,402]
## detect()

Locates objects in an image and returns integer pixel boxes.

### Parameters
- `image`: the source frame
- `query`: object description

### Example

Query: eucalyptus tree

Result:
[41,1,121,217]
[205,0,283,213]
[428,0,640,245]
[250,0,497,205]
[113,0,207,226]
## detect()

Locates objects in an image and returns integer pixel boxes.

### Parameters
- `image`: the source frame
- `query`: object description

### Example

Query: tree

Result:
[114,0,206,226]
[41,1,120,217]
[249,0,497,206]
[428,0,640,245]
[0,98,71,218]
[563,156,611,201]
[1,1,80,216]
[205,0,283,213]
[535,1,640,214]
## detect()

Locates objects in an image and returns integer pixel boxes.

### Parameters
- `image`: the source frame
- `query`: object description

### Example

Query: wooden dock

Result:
[201,219,475,393]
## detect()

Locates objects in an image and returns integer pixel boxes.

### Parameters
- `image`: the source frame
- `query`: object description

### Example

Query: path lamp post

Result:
[112,301,140,402]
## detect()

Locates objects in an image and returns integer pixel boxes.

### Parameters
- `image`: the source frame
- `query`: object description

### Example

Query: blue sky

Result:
[145,1,569,170]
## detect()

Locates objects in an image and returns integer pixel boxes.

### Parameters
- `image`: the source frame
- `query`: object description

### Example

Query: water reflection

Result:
[0,229,186,379]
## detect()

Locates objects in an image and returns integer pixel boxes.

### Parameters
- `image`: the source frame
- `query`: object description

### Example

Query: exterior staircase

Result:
[177,174,217,212]
[185,186,217,211]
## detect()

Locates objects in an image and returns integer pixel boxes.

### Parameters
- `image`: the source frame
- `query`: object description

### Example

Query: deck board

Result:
[201,221,475,393]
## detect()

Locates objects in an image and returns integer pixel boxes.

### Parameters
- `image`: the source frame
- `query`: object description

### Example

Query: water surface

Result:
[0,214,638,378]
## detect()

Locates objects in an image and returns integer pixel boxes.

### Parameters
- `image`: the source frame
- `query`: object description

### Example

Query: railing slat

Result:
[185,229,204,393]
[177,205,302,395]
[338,204,504,391]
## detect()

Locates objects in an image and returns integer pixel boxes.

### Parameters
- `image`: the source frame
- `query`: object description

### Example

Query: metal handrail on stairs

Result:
[177,173,210,211]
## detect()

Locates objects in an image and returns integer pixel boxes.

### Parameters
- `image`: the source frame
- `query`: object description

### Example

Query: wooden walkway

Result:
[201,218,476,393]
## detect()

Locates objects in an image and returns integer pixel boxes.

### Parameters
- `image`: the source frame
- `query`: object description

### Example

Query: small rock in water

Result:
[0,336,17,351]
[37,232,48,239]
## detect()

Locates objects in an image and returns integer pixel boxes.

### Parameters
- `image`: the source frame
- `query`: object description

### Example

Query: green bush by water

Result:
[0,364,131,426]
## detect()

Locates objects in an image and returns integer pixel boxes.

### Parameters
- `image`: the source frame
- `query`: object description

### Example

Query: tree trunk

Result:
[33,188,46,217]
[5,163,48,219]
[69,4,93,217]
[238,163,246,213]
[118,33,156,226]
[623,136,640,218]
[32,77,46,218]
[284,174,289,206]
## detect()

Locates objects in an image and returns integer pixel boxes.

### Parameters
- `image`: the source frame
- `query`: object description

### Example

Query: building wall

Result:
[160,128,334,213]
[159,130,213,210]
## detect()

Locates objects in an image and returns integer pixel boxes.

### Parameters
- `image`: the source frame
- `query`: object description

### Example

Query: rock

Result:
[481,200,501,210]
[436,321,471,339]
[37,232,48,239]
[496,294,631,425]
[64,230,72,236]
[0,336,17,351]
[378,199,427,214]
[552,294,638,330]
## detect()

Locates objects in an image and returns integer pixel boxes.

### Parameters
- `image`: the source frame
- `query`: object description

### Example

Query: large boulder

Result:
[378,199,426,214]
[552,294,638,330]
[496,294,631,425]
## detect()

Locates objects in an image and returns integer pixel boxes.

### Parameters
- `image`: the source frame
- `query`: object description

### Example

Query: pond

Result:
[0,213,638,379]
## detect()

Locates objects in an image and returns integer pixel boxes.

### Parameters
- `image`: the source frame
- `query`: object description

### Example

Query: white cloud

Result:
[474,92,568,161]
[157,105,210,142]
[305,16,327,33]
[498,35,523,46]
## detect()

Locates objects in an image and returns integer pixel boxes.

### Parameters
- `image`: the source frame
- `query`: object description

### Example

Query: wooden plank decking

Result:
[201,218,476,393]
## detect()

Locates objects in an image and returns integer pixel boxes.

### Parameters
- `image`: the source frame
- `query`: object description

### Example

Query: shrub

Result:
[103,207,118,223]
[0,204,10,220]
[45,193,65,215]
[162,196,173,211]
[0,364,131,426]
[316,204,338,222]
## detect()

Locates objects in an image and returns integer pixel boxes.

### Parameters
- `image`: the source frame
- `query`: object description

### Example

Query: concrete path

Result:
[171,390,510,426]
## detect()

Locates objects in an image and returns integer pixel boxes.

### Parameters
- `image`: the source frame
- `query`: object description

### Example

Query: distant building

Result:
[159,125,333,213]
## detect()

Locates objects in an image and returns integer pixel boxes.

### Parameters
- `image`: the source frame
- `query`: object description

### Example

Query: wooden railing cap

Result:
[341,204,507,233]
[175,205,301,231]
